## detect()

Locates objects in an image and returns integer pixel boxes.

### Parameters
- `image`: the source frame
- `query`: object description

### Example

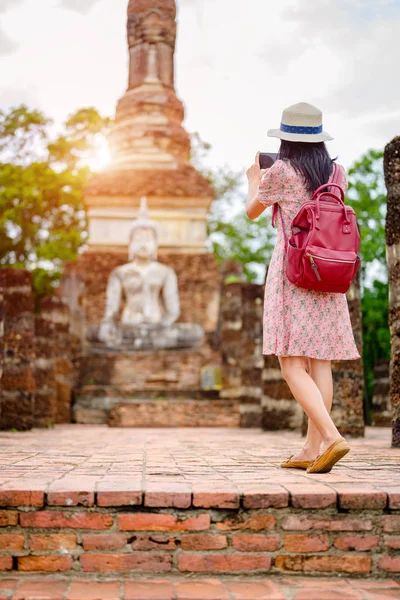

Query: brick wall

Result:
[0,269,76,431]
[0,269,36,431]
[0,497,397,577]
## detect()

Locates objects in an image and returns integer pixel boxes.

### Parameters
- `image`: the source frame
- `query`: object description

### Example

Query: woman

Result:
[246,102,359,474]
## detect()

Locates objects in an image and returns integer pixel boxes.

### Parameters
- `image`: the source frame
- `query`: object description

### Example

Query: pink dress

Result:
[257,159,360,361]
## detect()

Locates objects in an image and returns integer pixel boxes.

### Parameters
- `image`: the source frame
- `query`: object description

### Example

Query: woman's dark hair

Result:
[278,140,336,194]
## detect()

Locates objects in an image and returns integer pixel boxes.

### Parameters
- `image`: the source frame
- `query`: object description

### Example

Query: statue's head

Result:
[128,197,159,261]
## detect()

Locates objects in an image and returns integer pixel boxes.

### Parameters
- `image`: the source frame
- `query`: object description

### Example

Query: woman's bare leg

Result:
[278,355,342,459]
[302,358,334,458]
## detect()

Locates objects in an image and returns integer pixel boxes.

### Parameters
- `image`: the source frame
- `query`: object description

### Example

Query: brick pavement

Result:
[0,576,399,600]
[0,426,398,496]
[0,426,399,580]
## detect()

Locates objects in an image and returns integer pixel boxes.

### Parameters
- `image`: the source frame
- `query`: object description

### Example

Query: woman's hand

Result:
[245,151,267,220]
[246,152,263,183]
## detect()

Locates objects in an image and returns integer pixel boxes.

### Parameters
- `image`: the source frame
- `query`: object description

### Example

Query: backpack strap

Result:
[272,163,343,253]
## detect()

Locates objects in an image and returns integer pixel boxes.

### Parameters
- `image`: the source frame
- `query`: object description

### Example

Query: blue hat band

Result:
[280,123,323,135]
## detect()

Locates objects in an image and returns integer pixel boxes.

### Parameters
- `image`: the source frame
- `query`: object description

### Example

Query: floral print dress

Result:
[257,159,360,361]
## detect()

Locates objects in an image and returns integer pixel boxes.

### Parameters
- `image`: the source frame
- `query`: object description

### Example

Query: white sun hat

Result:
[267,102,333,143]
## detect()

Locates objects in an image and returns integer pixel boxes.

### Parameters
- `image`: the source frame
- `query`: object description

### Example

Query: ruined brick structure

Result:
[372,359,391,427]
[0,269,77,431]
[0,269,35,431]
[384,135,400,447]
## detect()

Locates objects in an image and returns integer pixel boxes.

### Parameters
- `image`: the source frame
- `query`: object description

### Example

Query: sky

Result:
[0,0,399,174]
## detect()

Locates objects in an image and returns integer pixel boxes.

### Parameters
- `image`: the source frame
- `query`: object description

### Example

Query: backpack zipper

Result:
[305,252,356,282]
[306,255,322,281]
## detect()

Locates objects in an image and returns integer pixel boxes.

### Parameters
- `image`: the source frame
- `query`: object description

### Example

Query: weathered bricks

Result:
[385,535,400,549]
[284,534,330,553]
[0,511,18,527]
[96,484,142,508]
[80,553,173,573]
[0,535,25,551]
[192,492,240,509]
[334,534,379,551]
[0,557,13,571]
[281,515,373,531]
[0,490,44,508]
[29,534,77,552]
[18,556,73,572]
[118,513,210,532]
[178,553,271,573]
[0,487,398,579]
[378,556,400,573]
[382,516,400,533]
[242,489,288,509]
[231,534,280,552]
[82,534,127,551]
[0,269,35,432]
[20,511,113,530]
[275,555,371,574]
[216,514,276,531]
[47,489,95,508]
[337,487,387,510]
[180,534,227,551]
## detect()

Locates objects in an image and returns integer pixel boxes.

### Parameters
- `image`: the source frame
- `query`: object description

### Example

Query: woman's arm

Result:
[246,152,267,221]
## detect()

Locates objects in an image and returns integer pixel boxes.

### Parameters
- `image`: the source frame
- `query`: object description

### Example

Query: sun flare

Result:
[86,137,111,172]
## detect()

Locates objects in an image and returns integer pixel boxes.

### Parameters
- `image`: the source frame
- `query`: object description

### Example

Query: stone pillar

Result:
[219,261,264,427]
[330,271,365,436]
[34,313,57,427]
[262,355,303,430]
[240,283,264,427]
[384,135,400,447]
[0,269,35,431]
[40,297,75,424]
[371,359,391,427]
[220,281,242,406]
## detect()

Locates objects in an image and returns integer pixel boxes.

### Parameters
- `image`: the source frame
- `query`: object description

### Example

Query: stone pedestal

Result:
[72,346,238,426]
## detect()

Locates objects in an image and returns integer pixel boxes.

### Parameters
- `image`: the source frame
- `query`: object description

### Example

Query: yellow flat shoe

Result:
[280,455,313,470]
[306,438,350,474]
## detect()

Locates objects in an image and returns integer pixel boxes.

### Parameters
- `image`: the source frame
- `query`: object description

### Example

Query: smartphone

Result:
[259,152,278,169]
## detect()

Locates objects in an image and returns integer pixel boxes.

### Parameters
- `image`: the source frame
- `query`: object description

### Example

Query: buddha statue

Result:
[96,198,203,349]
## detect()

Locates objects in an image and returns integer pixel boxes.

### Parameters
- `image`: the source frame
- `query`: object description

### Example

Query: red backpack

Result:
[272,164,361,293]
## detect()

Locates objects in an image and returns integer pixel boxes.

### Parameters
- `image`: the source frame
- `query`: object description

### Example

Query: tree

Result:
[346,149,389,416]
[346,149,386,284]
[190,132,276,282]
[0,105,110,305]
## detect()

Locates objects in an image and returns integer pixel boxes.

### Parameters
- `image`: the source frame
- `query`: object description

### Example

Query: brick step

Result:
[0,575,399,600]
[0,426,399,580]
[0,491,399,579]
[73,392,239,426]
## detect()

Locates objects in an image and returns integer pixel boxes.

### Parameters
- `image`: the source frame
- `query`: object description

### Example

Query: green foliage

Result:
[0,105,110,306]
[346,149,389,416]
[346,149,386,281]
[361,280,390,417]
[191,132,275,282]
